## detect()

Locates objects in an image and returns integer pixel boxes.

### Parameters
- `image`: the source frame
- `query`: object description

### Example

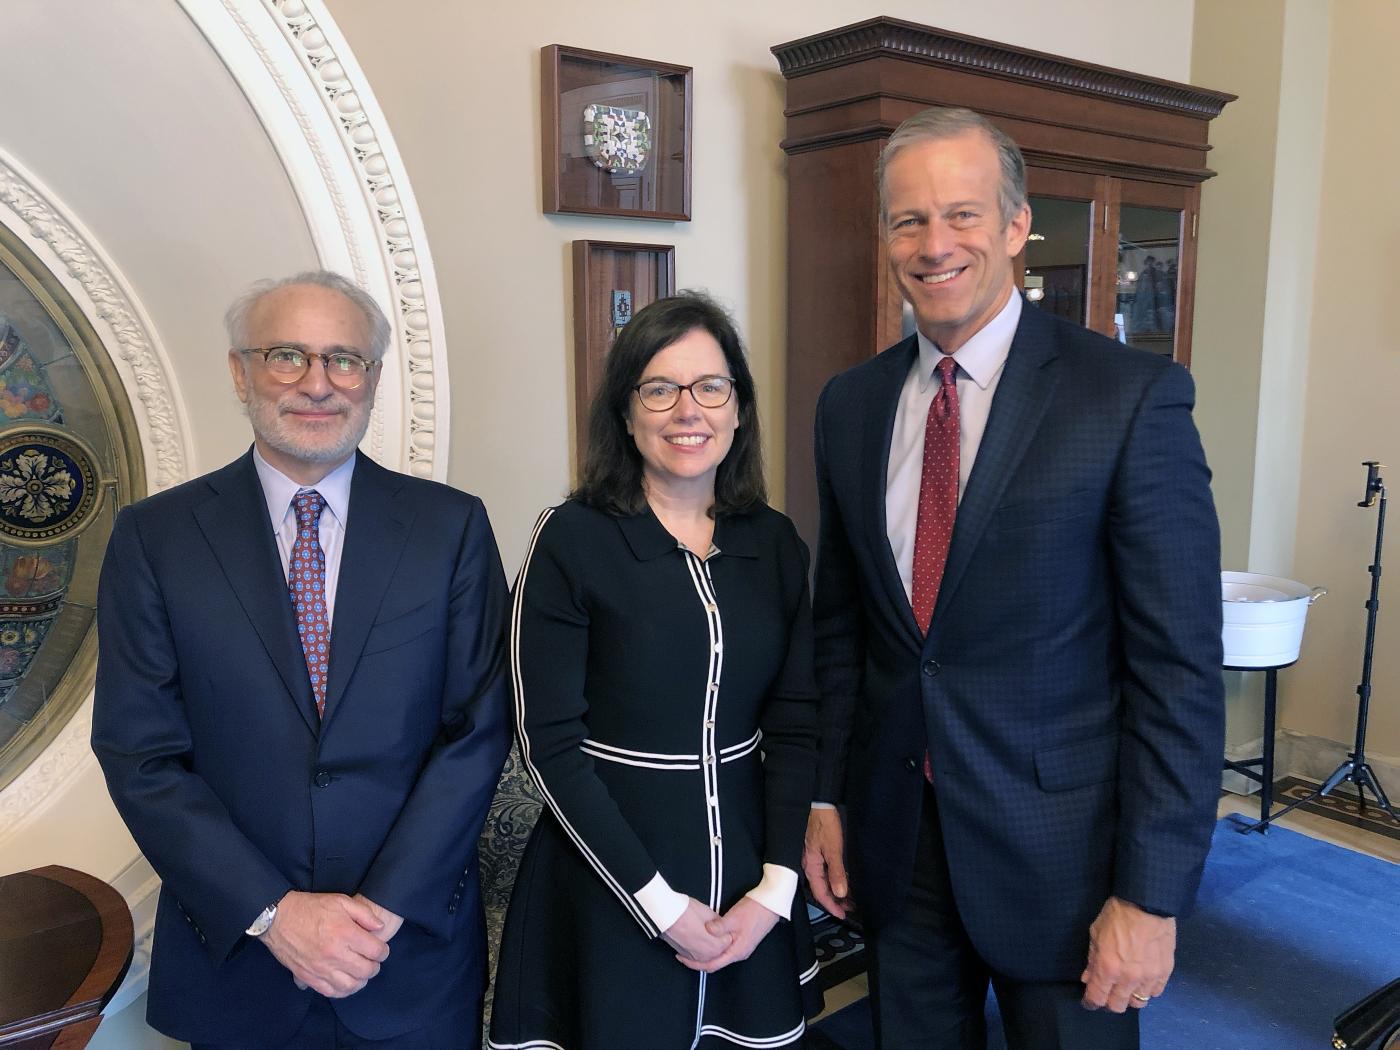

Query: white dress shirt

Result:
[885,291,1021,605]
[253,448,355,628]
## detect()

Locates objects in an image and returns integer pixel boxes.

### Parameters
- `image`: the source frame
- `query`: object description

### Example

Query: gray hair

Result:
[877,107,1028,228]
[223,270,392,361]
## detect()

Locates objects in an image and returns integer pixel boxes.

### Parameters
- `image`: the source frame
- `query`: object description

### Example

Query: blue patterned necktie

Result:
[290,489,330,717]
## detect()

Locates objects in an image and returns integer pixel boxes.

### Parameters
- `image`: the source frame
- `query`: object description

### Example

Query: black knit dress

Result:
[489,500,821,1049]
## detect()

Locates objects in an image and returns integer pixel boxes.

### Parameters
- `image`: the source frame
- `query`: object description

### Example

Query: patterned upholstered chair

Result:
[477,740,543,1026]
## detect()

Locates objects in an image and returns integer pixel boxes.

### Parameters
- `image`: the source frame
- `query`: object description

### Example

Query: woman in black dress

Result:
[489,293,820,1049]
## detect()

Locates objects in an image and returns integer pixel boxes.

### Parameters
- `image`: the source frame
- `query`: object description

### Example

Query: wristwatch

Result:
[245,901,280,937]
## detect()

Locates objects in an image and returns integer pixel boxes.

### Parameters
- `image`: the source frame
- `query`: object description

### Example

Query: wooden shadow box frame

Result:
[543,45,692,220]
[572,240,675,454]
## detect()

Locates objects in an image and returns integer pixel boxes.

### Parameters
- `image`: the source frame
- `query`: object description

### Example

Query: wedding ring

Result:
[1131,993,1151,1003]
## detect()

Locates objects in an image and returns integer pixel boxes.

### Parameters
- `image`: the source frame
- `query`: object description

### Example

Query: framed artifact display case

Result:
[543,45,692,220]
[572,240,675,454]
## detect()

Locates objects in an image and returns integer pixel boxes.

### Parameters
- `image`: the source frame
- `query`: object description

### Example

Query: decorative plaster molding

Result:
[0,150,192,845]
[0,154,190,492]
[0,698,96,836]
[192,0,450,479]
[219,0,368,287]
[264,0,447,478]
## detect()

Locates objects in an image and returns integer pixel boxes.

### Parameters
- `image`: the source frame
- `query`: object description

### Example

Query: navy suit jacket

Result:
[92,450,511,1043]
[812,302,1224,981]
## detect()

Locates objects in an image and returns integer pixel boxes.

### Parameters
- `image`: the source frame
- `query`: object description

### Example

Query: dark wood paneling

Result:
[571,241,675,458]
[784,141,884,544]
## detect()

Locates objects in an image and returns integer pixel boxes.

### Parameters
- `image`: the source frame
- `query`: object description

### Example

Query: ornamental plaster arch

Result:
[0,0,449,1013]
[182,0,451,479]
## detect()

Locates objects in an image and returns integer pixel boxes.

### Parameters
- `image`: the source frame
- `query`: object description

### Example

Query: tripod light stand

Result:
[1253,461,1398,832]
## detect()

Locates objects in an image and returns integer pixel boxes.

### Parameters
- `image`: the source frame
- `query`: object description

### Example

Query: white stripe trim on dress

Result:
[698,1019,807,1047]
[486,1040,566,1050]
[579,746,701,770]
[684,550,727,1050]
[579,730,761,770]
[720,731,762,760]
[511,507,658,937]
[798,958,820,984]
[582,738,700,761]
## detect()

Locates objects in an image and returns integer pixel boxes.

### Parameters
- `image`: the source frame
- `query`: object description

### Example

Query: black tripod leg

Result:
[1249,760,1355,832]
[1318,762,1355,795]
[1354,764,1400,823]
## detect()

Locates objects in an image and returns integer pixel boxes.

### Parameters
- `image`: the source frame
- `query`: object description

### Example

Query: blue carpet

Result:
[811,816,1400,1049]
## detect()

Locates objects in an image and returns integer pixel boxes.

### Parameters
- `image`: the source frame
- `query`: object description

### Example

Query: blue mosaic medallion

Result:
[0,426,103,547]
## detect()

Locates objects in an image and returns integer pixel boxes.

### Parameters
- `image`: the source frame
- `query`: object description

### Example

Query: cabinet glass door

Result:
[1116,204,1182,358]
[1025,196,1092,326]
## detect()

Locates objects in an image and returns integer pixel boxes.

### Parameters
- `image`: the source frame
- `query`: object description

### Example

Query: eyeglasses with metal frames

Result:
[238,346,379,389]
[633,376,735,412]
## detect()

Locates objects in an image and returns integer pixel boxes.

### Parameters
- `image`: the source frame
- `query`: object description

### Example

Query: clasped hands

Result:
[663,895,780,974]
[259,891,404,998]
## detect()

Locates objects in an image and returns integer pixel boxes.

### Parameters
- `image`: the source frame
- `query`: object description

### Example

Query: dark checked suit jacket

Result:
[812,300,1224,981]
[92,450,510,1043]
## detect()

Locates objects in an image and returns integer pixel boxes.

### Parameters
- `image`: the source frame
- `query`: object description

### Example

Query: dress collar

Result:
[616,504,760,561]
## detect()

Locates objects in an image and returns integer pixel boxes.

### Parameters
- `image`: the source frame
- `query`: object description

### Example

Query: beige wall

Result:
[1192,0,1399,771]
[1285,0,1400,762]
[1190,1,1282,575]
[323,0,1194,575]
[1190,0,1332,751]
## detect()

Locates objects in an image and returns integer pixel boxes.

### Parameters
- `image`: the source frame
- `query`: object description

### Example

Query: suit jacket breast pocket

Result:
[1034,732,1119,792]
[361,600,437,656]
[994,490,1092,532]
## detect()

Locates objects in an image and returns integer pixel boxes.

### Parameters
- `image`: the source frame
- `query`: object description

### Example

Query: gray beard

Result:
[245,396,371,465]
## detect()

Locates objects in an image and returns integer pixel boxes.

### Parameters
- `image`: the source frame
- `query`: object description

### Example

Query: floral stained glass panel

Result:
[0,228,144,788]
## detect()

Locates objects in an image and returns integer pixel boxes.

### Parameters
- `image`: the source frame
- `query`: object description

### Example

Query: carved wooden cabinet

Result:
[772,17,1234,542]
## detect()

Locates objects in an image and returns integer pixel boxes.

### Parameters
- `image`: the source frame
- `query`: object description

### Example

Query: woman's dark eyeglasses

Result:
[633,376,735,412]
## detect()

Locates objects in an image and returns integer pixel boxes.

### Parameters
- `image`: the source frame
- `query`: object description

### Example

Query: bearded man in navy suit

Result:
[801,108,1224,1049]
[93,271,510,1048]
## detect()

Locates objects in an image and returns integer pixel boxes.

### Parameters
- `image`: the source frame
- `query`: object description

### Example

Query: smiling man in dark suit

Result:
[800,108,1224,1049]
[92,271,510,1048]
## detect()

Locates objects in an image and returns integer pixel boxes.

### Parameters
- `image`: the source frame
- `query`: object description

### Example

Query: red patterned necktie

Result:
[290,489,330,717]
[910,357,959,785]
[910,356,960,634]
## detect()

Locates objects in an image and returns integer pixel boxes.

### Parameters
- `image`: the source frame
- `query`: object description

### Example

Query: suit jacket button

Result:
[314,771,332,788]
[922,660,940,677]
[904,756,919,772]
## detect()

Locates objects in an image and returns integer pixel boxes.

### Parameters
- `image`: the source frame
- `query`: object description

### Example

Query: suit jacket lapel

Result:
[930,306,1061,635]
[193,452,320,733]
[863,337,924,649]
[321,453,413,724]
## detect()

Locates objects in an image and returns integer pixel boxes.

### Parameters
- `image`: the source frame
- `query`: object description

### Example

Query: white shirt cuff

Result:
[811,801,837,810]
[634,872,688,933]
[743,863,799,918]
